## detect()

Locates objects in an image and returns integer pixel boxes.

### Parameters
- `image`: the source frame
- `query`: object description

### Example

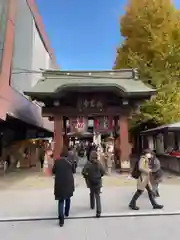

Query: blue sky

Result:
[36,0,180,70]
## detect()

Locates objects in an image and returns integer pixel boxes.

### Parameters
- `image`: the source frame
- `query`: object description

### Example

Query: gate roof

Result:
[24,69,155,100]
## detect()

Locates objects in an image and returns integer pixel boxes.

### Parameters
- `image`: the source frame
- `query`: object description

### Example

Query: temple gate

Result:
[25,69,155,171]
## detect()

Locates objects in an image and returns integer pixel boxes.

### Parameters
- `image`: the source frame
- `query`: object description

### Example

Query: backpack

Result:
[86,164,101,186]
[131,159,140,179]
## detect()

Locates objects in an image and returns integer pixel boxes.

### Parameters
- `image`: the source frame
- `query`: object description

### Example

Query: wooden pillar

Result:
[63,118,69,148]
[119,116,131,171]
[54,116,63,160]
[114,117,120,169]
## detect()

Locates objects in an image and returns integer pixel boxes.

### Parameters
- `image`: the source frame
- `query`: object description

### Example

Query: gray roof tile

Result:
[25,69,155,97]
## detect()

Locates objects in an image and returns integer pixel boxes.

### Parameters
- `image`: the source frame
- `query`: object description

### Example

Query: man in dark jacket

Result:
[86,142,93,161]
[68,147,78,173]
[82,150,105,218]
[52,146,75,227]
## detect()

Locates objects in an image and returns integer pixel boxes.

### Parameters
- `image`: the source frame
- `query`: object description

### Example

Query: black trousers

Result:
[130,184,157,207]
[40,157,44,169]
[141,184,157,206]
[90,188,101,214]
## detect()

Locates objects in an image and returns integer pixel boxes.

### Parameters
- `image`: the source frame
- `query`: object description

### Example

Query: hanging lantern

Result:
[94,116,113,132]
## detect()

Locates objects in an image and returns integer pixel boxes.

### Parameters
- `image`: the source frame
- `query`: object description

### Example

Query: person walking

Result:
[43,147,54,175]
[39,145,45,170]
[68,147,78,173]
[149,153,163,197]
[106,145,114,175]
[52,146,75,227]
[86,142,92,161]
[103,150,108,174]
[82,150,105,218]
[129,149,163,210]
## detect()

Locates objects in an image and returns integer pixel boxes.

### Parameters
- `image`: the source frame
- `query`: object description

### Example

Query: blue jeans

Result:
[58,198,71,218]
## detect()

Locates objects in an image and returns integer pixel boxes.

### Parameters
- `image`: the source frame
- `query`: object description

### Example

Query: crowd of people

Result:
[51,144,164,227]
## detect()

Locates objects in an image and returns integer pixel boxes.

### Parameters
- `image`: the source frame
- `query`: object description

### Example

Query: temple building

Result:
[25,69,155,170]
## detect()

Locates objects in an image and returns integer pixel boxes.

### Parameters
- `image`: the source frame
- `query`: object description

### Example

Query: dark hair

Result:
[90,150,98,162]
[60,146,68,157]
[142,149,153,155]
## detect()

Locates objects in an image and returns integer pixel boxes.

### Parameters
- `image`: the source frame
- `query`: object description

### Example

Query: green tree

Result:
[114,0,180,125]
[137,82,180,124]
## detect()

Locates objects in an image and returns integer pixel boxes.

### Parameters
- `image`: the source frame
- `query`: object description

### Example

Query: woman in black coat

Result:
[52,147,75,227]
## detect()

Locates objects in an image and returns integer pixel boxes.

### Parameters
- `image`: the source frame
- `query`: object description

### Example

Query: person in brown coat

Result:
[129,149,164,210]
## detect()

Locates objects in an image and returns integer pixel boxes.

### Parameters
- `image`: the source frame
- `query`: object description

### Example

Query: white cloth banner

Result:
[70,117,88,133]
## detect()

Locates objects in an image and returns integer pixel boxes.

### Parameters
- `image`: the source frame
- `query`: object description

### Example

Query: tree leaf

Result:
[114,0,180,127]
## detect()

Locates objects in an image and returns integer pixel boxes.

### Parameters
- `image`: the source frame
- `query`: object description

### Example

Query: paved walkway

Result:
[1,150,180,239]
[1,215,180,239]
[0,184,180,220]
[0,156,180,190]
[0,156,180,221]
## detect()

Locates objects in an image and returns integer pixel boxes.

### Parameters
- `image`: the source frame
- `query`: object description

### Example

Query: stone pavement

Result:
[1,155,180,190]
[0,183,180,221]
[1,159,180,239]
[0,165,180,190]
[1,157,180,221]
[1,215,180,240]
[0,172,136,190]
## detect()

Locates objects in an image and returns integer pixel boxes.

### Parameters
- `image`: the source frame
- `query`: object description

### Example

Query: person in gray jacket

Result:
[149,153,163,197]
[68,147,79,173]
[82,150,105,218]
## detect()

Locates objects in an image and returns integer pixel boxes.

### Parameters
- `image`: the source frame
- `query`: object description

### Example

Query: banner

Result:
[70,116,88,133]
[94,117,113,132]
